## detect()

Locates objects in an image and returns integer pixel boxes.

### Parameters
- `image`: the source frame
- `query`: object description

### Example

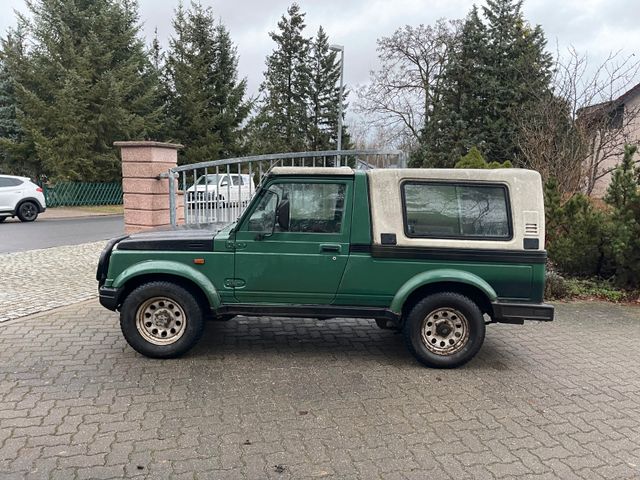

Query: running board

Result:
[215,304,400,321]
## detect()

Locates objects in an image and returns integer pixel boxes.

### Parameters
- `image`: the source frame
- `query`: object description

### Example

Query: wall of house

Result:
[590,93,640,197]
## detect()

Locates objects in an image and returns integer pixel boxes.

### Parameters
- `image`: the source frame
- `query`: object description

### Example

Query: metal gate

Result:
[165,149,406,228]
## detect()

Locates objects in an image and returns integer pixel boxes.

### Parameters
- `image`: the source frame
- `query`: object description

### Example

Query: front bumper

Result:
[491,302,554,324]
[99,286,120,311]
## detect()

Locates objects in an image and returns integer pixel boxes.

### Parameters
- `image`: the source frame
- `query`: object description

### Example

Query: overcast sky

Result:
[1,0,638,98]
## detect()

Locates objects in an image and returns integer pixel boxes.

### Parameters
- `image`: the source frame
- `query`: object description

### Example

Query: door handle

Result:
[320,244,341,253]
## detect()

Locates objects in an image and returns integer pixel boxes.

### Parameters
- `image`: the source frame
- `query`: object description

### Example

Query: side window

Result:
[245,190,278,232]
[286,183,345,233]
[0,178,22,187]
[403,182,511,239]
[232,175,243,186]
[219,175,230,187]
[262,182,345,234]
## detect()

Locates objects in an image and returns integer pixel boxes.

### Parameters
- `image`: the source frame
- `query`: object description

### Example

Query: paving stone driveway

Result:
[0,242,106,322]
[0,300,638,479]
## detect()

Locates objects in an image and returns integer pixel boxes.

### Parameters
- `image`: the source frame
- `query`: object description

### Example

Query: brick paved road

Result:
[0,301,639,479]
[0,242,106,322]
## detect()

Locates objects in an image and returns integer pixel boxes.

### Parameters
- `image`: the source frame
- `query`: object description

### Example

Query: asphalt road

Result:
[0,215,124,253]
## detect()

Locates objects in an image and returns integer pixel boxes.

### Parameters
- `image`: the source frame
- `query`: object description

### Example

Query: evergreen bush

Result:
[454,147,513,169]
[545,144,640,288]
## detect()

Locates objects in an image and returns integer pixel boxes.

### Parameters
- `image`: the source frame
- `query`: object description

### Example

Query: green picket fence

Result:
[42,182,123,207]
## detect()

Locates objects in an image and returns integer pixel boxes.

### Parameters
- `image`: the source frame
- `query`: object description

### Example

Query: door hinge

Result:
[226,241,247,250]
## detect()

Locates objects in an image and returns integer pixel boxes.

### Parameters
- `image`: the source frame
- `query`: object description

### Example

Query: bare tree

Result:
[518,47,640,195]
[517,91,588,195]
[348,117,415,152]
[355,20,460,150]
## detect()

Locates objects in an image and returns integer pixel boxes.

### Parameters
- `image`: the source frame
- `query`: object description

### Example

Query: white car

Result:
[0,174,47,222]
[186,173,256,207]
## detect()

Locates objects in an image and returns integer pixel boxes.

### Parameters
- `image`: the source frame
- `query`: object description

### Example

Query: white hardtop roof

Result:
[366,168,540,182]
[269,166,540,182]
[270,166,354,176]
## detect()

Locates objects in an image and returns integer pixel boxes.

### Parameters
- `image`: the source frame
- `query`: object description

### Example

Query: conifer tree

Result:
[164,2,249,164]
[0,59,18,149]
[481,0,552,163]
[422,0,552,167]
[210,23,251,158]
[419,6,488,167]
[0,28,38,177]
[2,0,162,182]
[308,26,343,150]
[250,3,311,153]
[604,144,640,286]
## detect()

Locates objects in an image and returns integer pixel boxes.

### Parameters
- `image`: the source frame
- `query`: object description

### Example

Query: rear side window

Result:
[0,177,23,187]
[402,182,511,240]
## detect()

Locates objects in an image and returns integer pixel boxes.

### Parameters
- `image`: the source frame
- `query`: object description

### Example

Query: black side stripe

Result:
[350,244,546,264]
[350,244,372,253]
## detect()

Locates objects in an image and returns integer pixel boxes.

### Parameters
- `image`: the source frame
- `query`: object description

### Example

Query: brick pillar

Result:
[114,141,183,234]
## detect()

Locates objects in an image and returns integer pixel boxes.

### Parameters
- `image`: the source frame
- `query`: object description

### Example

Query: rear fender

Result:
[390,269,497,314]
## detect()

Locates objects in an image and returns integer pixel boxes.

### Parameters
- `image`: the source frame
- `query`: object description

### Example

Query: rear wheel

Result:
[17,201,38,222]
[0,216,6,223]
[120,281,205,358]
[403,292,485,368]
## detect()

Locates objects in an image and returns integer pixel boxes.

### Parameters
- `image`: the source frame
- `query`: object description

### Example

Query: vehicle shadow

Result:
[188,315,510,371]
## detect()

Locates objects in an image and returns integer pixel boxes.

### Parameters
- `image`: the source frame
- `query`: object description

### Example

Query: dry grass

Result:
[72,205,123,214]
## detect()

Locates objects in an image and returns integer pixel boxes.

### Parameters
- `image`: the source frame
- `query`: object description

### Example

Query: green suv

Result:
[97,167,553,368]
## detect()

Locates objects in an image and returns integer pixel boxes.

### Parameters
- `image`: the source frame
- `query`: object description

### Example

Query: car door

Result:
[0,177,22,212]
[232,178,352,304]
[218,174,231,203]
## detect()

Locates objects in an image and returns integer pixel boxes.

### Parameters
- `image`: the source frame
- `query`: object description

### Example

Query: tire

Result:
[120,281,205,359]
[0,216,6,223]
[17,201,39,222]
[402,292,485,368]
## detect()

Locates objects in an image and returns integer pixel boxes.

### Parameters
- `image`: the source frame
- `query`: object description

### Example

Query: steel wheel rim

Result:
[135,296,187,346]
[420,307,469,356]
[20,203,37,220]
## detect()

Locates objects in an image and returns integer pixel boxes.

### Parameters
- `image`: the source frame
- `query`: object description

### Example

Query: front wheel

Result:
[403,292,485,368]
[120,281,205,358]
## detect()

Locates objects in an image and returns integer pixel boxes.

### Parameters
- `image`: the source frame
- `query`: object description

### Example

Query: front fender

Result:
[112,260,221,309]
[390,269,497,314]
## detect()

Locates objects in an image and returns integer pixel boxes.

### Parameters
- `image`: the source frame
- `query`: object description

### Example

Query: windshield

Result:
[195,174,220,186]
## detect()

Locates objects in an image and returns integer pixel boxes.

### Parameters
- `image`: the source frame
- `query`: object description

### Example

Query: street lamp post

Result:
[329,44,344,167]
